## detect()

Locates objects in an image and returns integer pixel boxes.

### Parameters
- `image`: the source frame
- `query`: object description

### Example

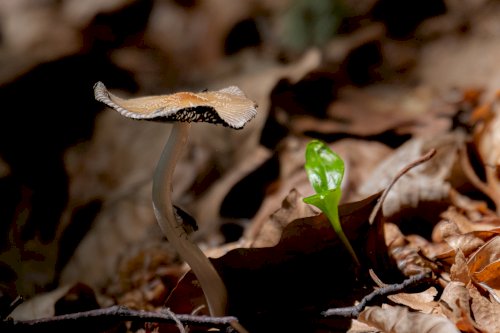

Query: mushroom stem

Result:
[152,122,227,316]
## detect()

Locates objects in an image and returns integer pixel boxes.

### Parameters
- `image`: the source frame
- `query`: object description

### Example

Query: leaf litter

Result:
[4,1,500,333]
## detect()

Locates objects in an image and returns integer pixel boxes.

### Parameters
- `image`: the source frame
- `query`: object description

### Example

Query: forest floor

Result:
[1,1,500,332]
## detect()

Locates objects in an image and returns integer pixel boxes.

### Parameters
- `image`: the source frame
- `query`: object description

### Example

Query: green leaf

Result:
[303,140,359,266]
[304,140,344,193]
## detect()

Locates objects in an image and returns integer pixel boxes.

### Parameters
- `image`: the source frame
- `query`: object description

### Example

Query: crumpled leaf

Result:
[450,249,471,285]
[439,282,480,333]
[358,131,465,216]
[439,206,500,236]
[387,287,438,314]
[468,93,500,213]
[358,305,459,333]
[468,236,500,303]
[250,188,316,248]
[469,284,500,333]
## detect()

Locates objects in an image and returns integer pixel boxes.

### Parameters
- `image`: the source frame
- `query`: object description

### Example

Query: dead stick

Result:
[2,305,240,332]
[322,271,431,318]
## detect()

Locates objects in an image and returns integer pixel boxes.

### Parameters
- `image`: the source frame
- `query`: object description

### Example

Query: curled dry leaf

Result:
[358,305,459,333]
[470,94,500,213]
[450,249,471,285]
[432,228,500,265]
[384,222,440,276]
[469,284,500,333]
[440,206,500,235]
[387,287,438,314]
[250,188,317,248]
[467,236,500,303]
[358,131,464,216]
[439,282,480,333]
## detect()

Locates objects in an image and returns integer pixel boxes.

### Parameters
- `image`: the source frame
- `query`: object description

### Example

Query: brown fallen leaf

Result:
[469,283,500,333]
[388,287,438,314]
[193,145,272,241]
[468,93,500,213]
[250,188,316,248]
[467,236,500,303]
[432,228,500,265]
[358,305,460,333]
[358,131,465,217]
[440,206,500,235]
[439,282,480,333]
[450,249,471,285]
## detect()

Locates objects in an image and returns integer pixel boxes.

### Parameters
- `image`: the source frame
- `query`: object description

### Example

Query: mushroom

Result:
[93,82,257,316]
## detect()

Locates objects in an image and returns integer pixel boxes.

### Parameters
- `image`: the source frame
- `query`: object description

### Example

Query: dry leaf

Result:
[358,131,464,216]
[440,206,500,235]
[470,94,500,212]
[439,282,479,333]
[386,287,438,314]
[193,145,272,240]
[432,219,461,243]
[250,189,316,248]
[385,222,437,276]
[450,250,471,285]
[469,284,500,333]
[359,305,459,333]
[467,236,500,302]
[61,183,159,288]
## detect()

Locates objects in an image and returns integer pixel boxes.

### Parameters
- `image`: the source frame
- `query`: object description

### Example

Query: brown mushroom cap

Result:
[94,82,257,129]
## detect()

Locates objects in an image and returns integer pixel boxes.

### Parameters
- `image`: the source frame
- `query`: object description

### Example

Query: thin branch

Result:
[2,305,240,333]
[163,308,186,333]
[321,271,432,318]
[369,149,437,225]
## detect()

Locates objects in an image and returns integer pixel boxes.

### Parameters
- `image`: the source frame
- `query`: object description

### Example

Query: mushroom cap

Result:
[94,82,257,129]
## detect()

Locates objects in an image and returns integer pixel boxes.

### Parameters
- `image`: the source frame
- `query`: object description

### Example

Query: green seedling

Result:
[303,140,360,266]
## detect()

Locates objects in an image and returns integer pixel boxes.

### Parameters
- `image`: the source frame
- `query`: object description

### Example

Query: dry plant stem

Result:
[369,149,436,225]
[153,122,228,316]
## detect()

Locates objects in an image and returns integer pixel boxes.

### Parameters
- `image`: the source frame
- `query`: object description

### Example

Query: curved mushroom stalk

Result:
[153,122,227,316]
[93,82,257,316]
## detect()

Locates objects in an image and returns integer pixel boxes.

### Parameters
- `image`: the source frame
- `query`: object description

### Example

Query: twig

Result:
[369,149,437,225]
[163,308,186,333]
[321,271,432,318]
[1,305,239,333]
